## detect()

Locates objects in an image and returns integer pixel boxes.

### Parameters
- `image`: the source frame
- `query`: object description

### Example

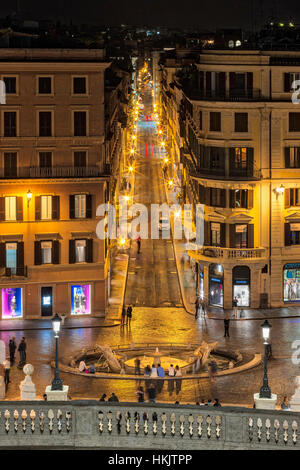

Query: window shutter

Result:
[69,195,75,219]
[247,72,253,97]
[229,72,236,91]
[34,241,41,265]
[0,243,5,267]
[204,221,210,246]
[220,189,226,208]
[86,239,93,263]
[52,240,60,264]
[247,224,254,248]
[199,184,204,204]
[52,196,60,220]
[69,239,76,264]
[285,148,290,168]
[86,194,92,218]
[297,148,300,168]
[229,224,236,248]
[220,223,226,247]
[16,242,24,275]
[247,190,254,209]
[219,72,225,97]
[204,187,211,206]
[206,71,211,95]
[35,196,41,220]
[0,197,4,221]
[284,73,290,92]
[246,148,254,176]
[284,189,290,208]
[16,197,23,221]
[229,147,235,172]
[229,190,235,208]
[285,223,291,246]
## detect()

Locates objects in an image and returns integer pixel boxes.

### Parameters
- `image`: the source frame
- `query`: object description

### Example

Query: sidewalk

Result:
[0,316,116,332]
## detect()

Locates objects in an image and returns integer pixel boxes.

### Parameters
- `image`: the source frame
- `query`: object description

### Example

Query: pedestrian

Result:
[195,297,200,319]
[99,393,107,402]
[18,337,26,365]
[134,358,141,375]
[157,363,165,392]
[9,337,17,365]
[147,383,156,403]
[167,363,175,393]
[121,305,126,325]
[78,360,87,372]
[136,386,145,403]
[89,364,96,374]
[3,358,10,387]
[201,299,206,318]
[224,313,230,337]
[144,365,151,376]
[43,394,47,401]
[108,393,119,402]
[233,297,238,318]
[175,365,182,394]
[127,305,133,325]
[281,396,290,410]
[213,398,222,407]
[136,236,141,254]
[150,364,158,377]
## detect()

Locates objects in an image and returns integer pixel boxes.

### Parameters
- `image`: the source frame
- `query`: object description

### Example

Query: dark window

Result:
[210,147,224,169]
[284,72,300,92]
[74,151,86,167]
[210,188,226,207]
[289,113,300,132]
[234,113,248,132]
[4,112,16,137]
[4,152,17,178]
[285,147,300,168]
[74,111,87,136]
[38,77,52,94]
[3,77,16,94]
[230,189,253,209]
[39,152,52,168]
[289,188,300,206]
[39,112,52,137]
[210,112,221,132]
[73,77,86,94]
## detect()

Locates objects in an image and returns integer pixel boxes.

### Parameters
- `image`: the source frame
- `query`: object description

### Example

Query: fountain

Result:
[153,347,161,367]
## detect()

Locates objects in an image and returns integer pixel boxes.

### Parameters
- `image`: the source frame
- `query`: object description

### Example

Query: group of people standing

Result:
[121,305,133,325]
[194,297,206,319]
[2,337,27,388]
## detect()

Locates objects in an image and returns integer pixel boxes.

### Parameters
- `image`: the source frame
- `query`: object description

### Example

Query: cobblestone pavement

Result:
[1,83,299,407]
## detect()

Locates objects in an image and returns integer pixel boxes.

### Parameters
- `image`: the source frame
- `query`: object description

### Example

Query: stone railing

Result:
[0,401,299,450]
[195,246,267,260]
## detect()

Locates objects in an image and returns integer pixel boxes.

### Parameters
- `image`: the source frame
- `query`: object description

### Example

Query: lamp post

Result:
[259,319,272,398]
[51,313,63,391]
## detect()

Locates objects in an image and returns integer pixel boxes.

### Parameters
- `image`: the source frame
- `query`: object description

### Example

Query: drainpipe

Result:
[269,69,272,307]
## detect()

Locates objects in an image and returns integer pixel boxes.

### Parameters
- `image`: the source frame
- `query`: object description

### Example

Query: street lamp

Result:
[51,313,63,391]
[259,320,272,398]
[26,190,32,207]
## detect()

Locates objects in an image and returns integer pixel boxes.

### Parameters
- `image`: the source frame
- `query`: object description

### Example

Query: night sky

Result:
[0,0,299,30]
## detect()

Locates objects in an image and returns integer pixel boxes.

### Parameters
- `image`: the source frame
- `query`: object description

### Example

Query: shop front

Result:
[209,264,224,307]
[196,263,204,299]
[2,287,23,318]
[41,286,53,317]
[232,266,250,307]
[283,263,300,302]
[71,284,91,315]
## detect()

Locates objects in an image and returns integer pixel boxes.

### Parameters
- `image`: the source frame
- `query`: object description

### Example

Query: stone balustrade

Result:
[0,400,298,449]
[195,246,267,261]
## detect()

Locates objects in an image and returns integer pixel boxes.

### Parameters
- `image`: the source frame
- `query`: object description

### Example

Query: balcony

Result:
[0,266,27,280]
[0,166,107,180]
[188,246,267,263]
[0,400,298,450]
[184,88,263,102]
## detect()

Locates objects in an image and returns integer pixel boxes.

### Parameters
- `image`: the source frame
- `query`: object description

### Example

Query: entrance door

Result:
[41,287,53,316]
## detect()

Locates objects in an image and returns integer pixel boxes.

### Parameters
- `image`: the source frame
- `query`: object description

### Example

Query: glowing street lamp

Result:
[164,158,169,164]
[26,190,32,207]
[161,141,165,147]
[168,179,173,187]
[259,320,272,399]
[129,166,133,173]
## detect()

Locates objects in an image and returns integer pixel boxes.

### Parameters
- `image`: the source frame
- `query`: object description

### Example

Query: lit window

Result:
[6,242,17,274]
[41,195,52,220]
[5,196,16,221]
[41,241,52,264]
[75,195,86,218]
[75,239,86,263]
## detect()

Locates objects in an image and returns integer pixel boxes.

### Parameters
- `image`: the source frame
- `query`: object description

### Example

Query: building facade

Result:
[161,49,300,309]
[0,48,121,319]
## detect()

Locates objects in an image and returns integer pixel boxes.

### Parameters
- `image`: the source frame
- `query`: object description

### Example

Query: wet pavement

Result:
[1,83,300,407]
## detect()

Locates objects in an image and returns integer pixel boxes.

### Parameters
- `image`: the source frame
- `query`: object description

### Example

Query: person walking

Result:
[233,297,238,318]
[134,358,141,376]
[121,305,126,325]
[9,337,17,365]
[126,305,133,325]
[168,364,175,393]
[224,314,230,337]
[175,365,182,394]
[136,386,145,403]
[201,299,206,318]
[3,358,10,387]
[157,363,165,392]
[18,337,26,365]
[147,383,156,403]
[99,394,107,402]
[195,297,200,319]
[136,235,141,254]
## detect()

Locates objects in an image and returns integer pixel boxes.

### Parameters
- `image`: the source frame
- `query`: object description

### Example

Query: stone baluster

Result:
[107,411,113,433]
[125,411,131,434]
[197,414,203,437]
[292,420,298,444]
[21,409,27,433]
[215,415,222,438]
[48,409,54,432]
[161,412,167,436]
[134,412,140,434]
[57,410,63,433]
[188,414,194,437]
[116,411,122,434]
[66,411,71,432]
[283,420,288,444]
[152,412,158,435]
[13,410,19,432]
[265,418,271,442]
[274,419,280,443]
[170,413,176,436]
[4,410,10,433]
[98,411,104,433]
[39,411,45,432]
[30,410,36,432]
[257,418,262,441]
[143,412,148,435]
[206,415,212,438]
[248,417,253,441]
[179,414,185,436]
